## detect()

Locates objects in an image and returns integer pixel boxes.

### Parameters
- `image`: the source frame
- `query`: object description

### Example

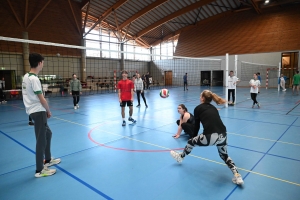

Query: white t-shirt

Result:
[22,73,46,115]
[249,79,260,93]
[280,77,285,82]
[228,76,238,89]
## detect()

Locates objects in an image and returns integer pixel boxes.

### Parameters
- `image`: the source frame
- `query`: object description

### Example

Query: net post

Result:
[278,62,281,91]
[81,39,87,82]
[235,55,238,104]
[266,68,269,89]
[225,53,229,108]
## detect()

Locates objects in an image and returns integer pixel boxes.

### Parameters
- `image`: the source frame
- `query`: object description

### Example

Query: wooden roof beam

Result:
[150,10,232,47]
[25,0,28,27]
[6,0,24,28]
[250,0,262,14]
[119,0,169,30]
[68,0,81,34]
[81,0,90,10]
[135,0,215,39]
[82,1,90,32]
[84,0,128,37]
[27,0,52,29]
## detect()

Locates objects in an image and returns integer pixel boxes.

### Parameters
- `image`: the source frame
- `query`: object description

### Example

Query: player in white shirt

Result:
[249,73,261,108]
[228,71,240,105]
[22,53,61,178]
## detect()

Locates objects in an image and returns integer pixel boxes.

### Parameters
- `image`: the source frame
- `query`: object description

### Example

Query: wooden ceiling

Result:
[81,0,299,48]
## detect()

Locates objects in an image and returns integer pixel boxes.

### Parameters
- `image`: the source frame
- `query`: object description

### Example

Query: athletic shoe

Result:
[170,150,183,163]
[28,121,34,126]
[2,100,7,103]
[136,105,140,107]
[145,104,148,108]
[257,103,260,108]
[128,117,136,123]
[76,104,79,108]
[232,173,244,185]
[35,167,56,178]
[74,106,77,109]
[44,158,61,167]
[283,89,286,91]
[122,121,126,126]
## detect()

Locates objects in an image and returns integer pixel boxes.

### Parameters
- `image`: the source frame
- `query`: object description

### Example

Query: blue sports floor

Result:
[0,86,300,200]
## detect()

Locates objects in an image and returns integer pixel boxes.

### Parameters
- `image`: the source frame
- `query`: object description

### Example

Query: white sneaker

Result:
[170,150,183,163]
[283,89,286,91]
[76,104,79,108]
[74,106,77,109]
[44,157,61,167]
[232,173,244,185]
[35,167,56,178]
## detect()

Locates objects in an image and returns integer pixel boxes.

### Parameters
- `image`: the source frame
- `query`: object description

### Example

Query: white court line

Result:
[53,116,300,187]
[228,132,300,146]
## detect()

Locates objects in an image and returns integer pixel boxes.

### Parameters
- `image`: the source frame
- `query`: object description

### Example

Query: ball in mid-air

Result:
[160,88,169,98]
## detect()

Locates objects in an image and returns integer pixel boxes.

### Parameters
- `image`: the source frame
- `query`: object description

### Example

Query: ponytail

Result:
[201,90,226,105]
[211,93,226,105]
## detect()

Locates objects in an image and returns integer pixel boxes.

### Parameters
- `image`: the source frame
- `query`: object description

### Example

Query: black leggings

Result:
[228,89,235,103]
[136,90,147,105]
[181,132,238,174]
[176,120,196,138]
[72,91,80,106]
[250,93,258,105]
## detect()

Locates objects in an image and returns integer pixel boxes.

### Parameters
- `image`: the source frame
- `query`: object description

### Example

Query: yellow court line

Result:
[189,154,300,187]
[228,132,300,146]
[52,116,300,187]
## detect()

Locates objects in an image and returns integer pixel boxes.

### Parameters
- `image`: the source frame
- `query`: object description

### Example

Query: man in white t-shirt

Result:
[249,73,261,108]
[22,53,61,178]
[228,71,240,105]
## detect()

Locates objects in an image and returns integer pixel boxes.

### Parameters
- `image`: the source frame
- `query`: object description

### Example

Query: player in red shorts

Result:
[118,70,136,126]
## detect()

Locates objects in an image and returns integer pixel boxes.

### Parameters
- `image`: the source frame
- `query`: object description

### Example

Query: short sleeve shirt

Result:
[249,79,260,93]
[228,76,238,89]
[117,79,134,101]
[293,74,300,85]
[22,73,45,115]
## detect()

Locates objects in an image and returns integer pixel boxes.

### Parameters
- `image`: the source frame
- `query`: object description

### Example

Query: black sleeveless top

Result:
[181,112,195,125]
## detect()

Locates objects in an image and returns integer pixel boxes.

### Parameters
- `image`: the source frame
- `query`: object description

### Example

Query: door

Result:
[212,70,224,86]
[164,71,172,86]
[201,71,211,86]
[0,70,16,89]
[281,52,299,88]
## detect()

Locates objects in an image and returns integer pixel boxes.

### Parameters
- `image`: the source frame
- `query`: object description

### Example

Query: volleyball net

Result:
[240,61,278,88]
[0,36,221,98]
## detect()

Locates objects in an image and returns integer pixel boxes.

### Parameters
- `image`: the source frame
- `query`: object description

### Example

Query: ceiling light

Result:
[265,0,270,3]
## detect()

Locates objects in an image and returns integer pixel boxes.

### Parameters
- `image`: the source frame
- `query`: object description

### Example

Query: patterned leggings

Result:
[181,132,238,174]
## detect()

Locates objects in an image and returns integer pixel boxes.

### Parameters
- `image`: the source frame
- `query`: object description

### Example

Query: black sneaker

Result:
[128,117,136,123]
[29,121,34,126]
[136,105,140,107]
[122,121,126,126]
[145,104,148,108]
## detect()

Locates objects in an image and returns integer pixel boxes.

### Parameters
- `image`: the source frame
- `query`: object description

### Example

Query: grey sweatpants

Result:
[30,111,52,172]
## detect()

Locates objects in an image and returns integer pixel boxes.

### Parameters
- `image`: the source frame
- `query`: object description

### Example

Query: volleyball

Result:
[160,88,169,98]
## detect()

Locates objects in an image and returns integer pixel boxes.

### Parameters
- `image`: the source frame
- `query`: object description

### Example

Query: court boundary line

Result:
[0,129,113,200]
[224,117,298,199]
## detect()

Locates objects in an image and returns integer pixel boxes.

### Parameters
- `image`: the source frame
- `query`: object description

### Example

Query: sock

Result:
[36,170,41,173]
[122,118,125,121]
[45,159,51,164]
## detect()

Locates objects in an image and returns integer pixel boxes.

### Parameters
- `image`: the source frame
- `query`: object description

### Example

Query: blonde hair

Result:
[201,90,226,105]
